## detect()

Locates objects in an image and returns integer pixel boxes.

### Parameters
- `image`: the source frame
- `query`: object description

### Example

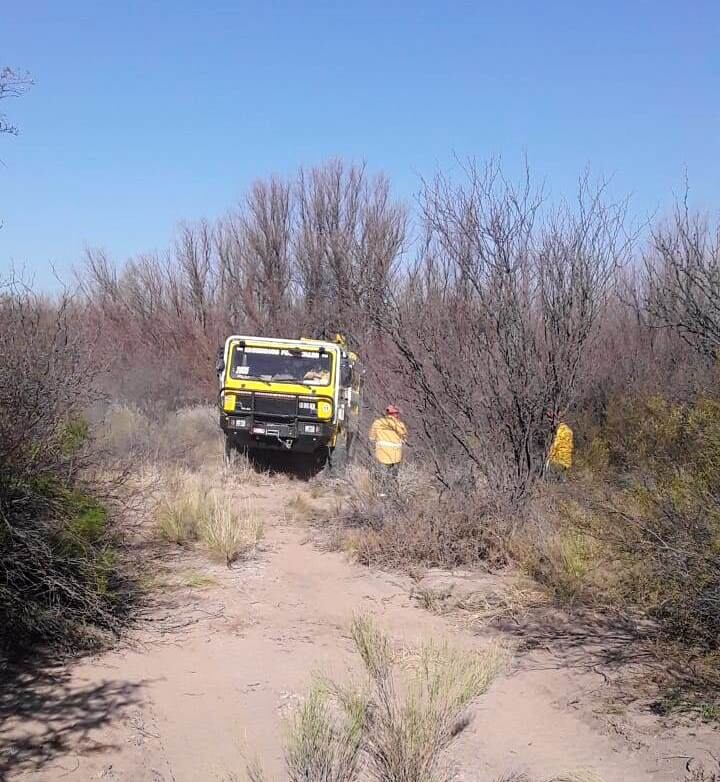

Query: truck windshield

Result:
[230,346,332,386]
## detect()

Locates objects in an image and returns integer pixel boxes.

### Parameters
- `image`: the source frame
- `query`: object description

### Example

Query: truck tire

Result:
[223,436,235,466]
[329,431,354,474]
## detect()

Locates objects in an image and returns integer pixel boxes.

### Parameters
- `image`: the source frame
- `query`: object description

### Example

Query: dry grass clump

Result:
[284,684,366,782]
[200,494,263,566]
[98,404,156,458]
[98,404,222,468]
[161,405,222,468]
[336,465,507,570]
[247,616,506,782]
[411,582,548,628]
[155,469,263,565]
[352,616,505,782]
[155,471,206,543]
[286,493,315,521]
[684,760,720,782]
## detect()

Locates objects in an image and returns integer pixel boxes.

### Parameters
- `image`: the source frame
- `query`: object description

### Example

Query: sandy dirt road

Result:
[1,475,717,782]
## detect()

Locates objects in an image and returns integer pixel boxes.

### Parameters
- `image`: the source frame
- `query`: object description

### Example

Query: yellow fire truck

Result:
[216,334,362,469]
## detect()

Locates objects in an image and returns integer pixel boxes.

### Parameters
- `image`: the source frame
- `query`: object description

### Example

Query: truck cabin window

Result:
[230,347,332,386]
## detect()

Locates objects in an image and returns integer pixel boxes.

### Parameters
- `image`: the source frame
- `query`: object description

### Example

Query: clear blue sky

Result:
[2,1,718,287]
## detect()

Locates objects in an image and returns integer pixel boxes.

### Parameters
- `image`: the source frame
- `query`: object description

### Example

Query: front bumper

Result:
[220,413,333,453]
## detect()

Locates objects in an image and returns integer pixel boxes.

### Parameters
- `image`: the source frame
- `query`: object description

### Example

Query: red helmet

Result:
[385,404,401,416]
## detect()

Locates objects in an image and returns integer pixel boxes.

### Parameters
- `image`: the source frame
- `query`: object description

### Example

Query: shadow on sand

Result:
[494,606,720,713]
[0,655,146,781]
[228,446,347,481]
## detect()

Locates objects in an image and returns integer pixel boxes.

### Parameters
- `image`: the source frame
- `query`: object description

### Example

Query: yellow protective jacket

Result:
[369,416,408,465]
[548,422,574,470]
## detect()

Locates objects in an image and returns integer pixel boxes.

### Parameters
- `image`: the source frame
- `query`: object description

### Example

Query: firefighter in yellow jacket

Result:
[369,405,407,472]
[547,420,574,476]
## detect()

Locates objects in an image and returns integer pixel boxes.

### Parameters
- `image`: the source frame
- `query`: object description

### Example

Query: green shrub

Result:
[0,288,125,655]
[564,394,720,649]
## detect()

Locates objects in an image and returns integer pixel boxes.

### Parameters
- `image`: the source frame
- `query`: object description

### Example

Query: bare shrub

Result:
[0,66,33,136]
[381,160,629,502]
[79,159,406,410]
[336,466,507,569]
[296,160,407,341]
[97,404,221,469]
[644,204,720,359]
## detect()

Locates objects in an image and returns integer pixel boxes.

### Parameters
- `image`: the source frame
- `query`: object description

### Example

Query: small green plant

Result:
[60,417,90,456]
[64,489,109,544]
[183,572,218,589]
[411,585,455,614]
[700,702,720,723]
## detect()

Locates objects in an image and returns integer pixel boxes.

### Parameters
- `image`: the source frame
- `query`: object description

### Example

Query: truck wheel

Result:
[330,433,353,473]
[346,430,356,465]
[223,436,235,466]
[292,449,325,478]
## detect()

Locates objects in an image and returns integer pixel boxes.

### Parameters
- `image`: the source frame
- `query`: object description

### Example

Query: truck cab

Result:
[217,334,362,469]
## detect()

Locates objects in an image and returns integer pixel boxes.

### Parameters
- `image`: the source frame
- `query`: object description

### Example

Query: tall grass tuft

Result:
[249,616,506,782]
[155,476,206,544]
[285,684,367,782]
[155,470,263,565]
[350,615,506,782]
[200,494,263,566]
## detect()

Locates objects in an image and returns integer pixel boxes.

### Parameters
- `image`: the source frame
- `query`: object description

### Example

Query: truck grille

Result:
[253,393,297,417]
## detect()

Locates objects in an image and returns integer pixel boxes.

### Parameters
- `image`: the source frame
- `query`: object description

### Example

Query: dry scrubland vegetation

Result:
[245,616,608,782]
[1,158,720,725]
[245,616,510,782]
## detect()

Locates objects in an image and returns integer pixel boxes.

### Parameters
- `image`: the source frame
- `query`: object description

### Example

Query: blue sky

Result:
[1,1,718,287]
